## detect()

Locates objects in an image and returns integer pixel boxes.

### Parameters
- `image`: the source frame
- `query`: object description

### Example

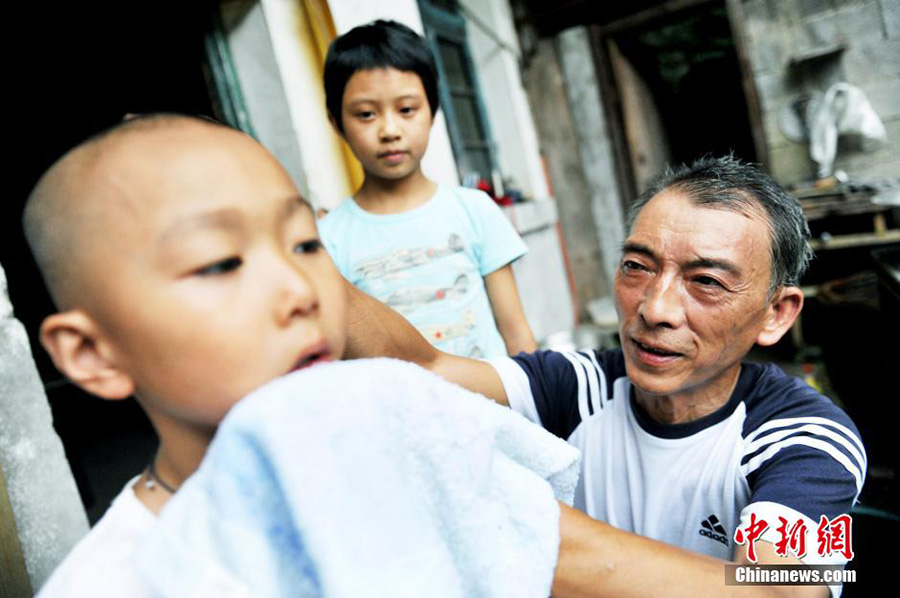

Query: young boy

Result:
[318,20,536,359]
[25,114,348,596]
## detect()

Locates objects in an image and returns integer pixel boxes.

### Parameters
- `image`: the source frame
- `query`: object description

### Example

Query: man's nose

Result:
[274,258,319,325]
[638,273,685,329]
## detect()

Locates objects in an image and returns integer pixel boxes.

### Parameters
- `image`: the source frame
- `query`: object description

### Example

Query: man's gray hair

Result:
[627,155,812,291]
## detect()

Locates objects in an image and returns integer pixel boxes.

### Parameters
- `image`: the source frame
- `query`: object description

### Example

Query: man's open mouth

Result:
[633,339,682,358]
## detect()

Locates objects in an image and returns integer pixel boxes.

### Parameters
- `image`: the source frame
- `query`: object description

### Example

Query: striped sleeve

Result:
[740,369,866,525]
[738,370,865,590]
[488,349,616,440]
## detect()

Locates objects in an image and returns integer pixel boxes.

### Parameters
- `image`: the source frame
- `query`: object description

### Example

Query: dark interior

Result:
[6,3,217,522]
[611,2,758,166]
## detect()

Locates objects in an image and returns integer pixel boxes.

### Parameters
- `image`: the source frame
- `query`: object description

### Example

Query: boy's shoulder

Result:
[438,185,510,227]
[319,196,358,224]
[442,184,495,207]
[37,479,156,598]
[319,186,495,228]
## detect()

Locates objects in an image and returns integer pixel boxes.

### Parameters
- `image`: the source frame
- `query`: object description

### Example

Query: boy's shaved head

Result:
[24,115,230,309]
[27,112,347,496]
[27,110,344,408]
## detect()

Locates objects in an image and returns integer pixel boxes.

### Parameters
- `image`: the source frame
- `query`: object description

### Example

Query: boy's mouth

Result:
[288,341,332,374]
[378,150,408,163]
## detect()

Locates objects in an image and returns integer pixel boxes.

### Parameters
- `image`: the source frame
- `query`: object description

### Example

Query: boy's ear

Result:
[40,311,135,400]
[328,113,343,137]
[756,286,804,347]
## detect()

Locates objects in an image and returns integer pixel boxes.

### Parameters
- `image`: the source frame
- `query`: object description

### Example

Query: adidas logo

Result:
[699,514,729,546]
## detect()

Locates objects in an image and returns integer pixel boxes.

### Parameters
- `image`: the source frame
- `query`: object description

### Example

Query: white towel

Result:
[136,358,580,597]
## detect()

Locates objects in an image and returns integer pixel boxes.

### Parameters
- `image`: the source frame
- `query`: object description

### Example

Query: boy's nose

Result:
[275,261,319,325]
[379,113,401,140]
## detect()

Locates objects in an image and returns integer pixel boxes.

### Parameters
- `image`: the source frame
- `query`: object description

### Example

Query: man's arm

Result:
[343,280,509,405]
[735,542,829,598]
[554,504,824,598]
[484,264,537,355]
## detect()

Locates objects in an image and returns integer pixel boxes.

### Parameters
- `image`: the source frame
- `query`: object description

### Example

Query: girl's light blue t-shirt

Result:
[319,185,527,358]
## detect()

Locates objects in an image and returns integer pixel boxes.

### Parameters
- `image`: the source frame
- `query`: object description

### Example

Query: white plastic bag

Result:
[810,82,887,178]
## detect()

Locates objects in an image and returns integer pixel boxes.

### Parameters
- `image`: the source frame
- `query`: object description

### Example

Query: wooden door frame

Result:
[587,0,769,211]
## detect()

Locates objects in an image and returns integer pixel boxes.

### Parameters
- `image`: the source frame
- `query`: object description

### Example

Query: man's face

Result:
[86,125,347,428]
[339,67,433,182]
[614,189,775,401]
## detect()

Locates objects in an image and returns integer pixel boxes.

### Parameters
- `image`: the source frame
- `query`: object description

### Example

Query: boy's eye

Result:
[293,239,323,255]
[195,257,242,276]
[355,110,375,120]
[399,106,416,115]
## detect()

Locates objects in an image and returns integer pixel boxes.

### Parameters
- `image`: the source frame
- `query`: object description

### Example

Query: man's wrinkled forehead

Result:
[630,187,772,238]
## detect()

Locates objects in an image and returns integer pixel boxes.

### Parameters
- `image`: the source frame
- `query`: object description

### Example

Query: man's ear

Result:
[40,311,135,400]
[756,286,804,347]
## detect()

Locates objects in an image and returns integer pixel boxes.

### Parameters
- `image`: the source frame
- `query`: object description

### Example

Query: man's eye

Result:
[693,275,724,288]
[621,260,647,273]
[294,239,323,255]
[195,257,242,276]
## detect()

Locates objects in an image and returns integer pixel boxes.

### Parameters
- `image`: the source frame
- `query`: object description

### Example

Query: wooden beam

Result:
[588,25,638,209]
[809,230,900,251]
[595,0,715,36]
[724,0,770,169]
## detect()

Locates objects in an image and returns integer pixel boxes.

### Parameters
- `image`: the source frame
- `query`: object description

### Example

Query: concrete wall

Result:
[521,37,611,316]
[0,262,88,592]
[740,0,900,184]
[220,0,315,199]
[556,27,627,291]
[518,25,628,314]
[505,201,576,340]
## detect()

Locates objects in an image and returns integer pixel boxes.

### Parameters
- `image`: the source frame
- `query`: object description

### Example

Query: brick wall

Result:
[741,0,900,183]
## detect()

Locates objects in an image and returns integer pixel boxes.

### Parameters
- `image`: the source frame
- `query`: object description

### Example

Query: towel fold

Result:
[136,358,580,597]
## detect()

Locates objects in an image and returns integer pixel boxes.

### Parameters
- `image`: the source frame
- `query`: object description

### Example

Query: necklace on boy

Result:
[144,458,178,494]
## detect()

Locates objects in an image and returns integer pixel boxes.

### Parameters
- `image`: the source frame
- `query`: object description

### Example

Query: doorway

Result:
[593,0,763,197]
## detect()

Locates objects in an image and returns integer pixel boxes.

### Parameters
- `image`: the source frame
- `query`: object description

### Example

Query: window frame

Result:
[419,0,499,184]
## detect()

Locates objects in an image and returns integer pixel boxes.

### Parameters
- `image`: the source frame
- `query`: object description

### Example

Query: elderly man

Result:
[345,156,864,597]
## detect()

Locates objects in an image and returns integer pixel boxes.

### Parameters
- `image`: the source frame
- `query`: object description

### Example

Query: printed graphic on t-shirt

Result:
[353,234,464,281]
[419,310,475,343]
[385,274,469,313]
[318,185,527,359]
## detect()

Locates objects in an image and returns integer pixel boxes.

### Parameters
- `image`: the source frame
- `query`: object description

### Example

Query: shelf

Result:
[788,43,846,68]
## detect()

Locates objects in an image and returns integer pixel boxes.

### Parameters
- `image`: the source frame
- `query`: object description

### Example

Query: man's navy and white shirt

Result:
[491,349,865,570]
